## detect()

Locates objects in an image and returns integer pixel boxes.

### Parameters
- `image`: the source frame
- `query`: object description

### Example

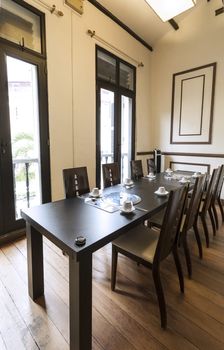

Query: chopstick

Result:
[135,207,148,212]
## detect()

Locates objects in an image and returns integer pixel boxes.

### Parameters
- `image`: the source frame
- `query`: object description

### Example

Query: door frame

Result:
[95,46,136,188]
[0,42,51,235]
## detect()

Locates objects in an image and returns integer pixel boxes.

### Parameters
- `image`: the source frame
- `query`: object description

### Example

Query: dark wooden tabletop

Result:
[21,173,185,258]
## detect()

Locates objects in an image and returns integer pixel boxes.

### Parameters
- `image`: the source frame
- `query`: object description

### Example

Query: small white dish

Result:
[179,177,190,184]
[124,180,134,186]
[179,179,190,184]
[89,191,101,198]
[154,190,169,197]
[146,174,156,179]
[165,168,173,173]
[120,206,135,214]
[192,173,201,178]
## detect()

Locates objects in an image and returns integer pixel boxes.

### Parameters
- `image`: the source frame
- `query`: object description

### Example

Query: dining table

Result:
[21,172,192,350]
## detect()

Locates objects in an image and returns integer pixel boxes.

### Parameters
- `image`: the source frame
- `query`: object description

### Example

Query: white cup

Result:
[148,172,154,177]
[92,187,99,196]
[194,172,200,177]
[125,178,132,185]
[158,186,166,194]
[122,199,133,211]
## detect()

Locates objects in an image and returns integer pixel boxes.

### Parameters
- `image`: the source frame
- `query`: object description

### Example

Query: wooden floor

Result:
[0,210,224,349]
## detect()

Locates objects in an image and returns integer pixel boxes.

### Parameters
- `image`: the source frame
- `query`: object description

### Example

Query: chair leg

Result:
[212,204,219,230]
[200,215,210,248]
[217,198,224,222]
[173,245,185,289]
[182,232,192,279]
[193,223,203,259]
[152,266,167,329]
[111,245,118,291]
[208,207,216,236]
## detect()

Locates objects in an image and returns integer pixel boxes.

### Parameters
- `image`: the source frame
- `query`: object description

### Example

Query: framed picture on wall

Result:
[170,62,216,144]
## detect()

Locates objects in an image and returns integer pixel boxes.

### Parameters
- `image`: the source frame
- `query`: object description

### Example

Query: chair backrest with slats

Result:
[130,160,143,180]
[154,185,188,264]
[63,167,90,198]
[183,175,206,232]
[215,164,224,200]
[202,168,219,213]
[102,162,120,188]
[146,158,156,174]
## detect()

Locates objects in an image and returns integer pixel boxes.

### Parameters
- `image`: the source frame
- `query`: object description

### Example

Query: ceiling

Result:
[91,0,204,49]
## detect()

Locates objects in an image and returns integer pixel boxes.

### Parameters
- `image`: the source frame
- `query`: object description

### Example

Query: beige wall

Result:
[27,0,153,200]
[150,0,224,174]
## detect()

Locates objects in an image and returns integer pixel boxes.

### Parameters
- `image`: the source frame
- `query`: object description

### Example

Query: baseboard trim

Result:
[0,229,25,246]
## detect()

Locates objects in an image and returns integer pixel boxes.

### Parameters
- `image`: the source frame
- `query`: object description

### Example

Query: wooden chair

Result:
[130,160,143,180]
[102,162,120,188]
[196,168,219,247]
[111,186,188,328]
[216,165,224,223]
[146,158,156,174]
[181,175,206,277]
[148,176,206,278]
[63,167,90,198]
[210,165,224,229]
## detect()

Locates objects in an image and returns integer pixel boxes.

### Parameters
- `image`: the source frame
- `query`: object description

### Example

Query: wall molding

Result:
[170,161,210,174]
[87,0,153,52]
[137,151,224,158]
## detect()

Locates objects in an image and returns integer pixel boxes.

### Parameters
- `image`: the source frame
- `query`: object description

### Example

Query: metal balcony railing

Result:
[13,158,40,219]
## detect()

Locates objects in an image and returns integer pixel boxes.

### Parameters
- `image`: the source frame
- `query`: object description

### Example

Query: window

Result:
[96,47,136,187]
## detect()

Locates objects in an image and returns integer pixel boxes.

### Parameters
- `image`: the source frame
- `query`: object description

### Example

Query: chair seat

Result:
[113,225,159,263]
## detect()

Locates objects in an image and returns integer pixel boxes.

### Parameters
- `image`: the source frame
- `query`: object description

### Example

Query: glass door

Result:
[121,95,133,181]
[96,47,136,188]
[100,88,115,188]
[0,46,50,235]
[7,56,41,219]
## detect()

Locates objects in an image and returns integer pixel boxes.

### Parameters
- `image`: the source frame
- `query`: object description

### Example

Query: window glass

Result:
[0,0,42,53]
[97,50,116,84]
[119,62,134,91]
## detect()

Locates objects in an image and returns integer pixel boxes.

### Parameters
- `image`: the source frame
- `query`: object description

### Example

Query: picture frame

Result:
[170,62,216,144]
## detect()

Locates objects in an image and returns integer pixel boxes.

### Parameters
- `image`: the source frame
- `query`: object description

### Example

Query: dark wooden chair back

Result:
[184,175,206,231]
[146,158,156,174]
[202,168,219,213]
[102,162,120,188]
[130,160,143,180]
[63,167,90,198]
[154,186,188,263]
[215,165,224,200]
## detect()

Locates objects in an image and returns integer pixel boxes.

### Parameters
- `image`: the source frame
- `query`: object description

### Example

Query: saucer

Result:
[124,181,134,186]
[146,174,156,179]
[192,173,201,178]
[179,179,190,184]
[120,206,135,214]
[89,191,101,198]
[154,190,169,197]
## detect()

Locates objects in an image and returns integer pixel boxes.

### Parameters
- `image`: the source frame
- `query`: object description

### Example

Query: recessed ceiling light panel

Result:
[145,0,196,22]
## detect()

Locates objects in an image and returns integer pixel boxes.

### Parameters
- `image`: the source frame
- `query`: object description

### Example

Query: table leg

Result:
[26,223,44,300]
[69,253,92,350]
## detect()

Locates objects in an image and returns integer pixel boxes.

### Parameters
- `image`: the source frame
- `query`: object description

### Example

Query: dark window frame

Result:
[0,1,51,236]
[96,45,136,187]
[0,0,47,58]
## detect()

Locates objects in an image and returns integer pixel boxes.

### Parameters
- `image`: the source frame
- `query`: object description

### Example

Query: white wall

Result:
[27,0,153,200]
[150,0,224,157]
